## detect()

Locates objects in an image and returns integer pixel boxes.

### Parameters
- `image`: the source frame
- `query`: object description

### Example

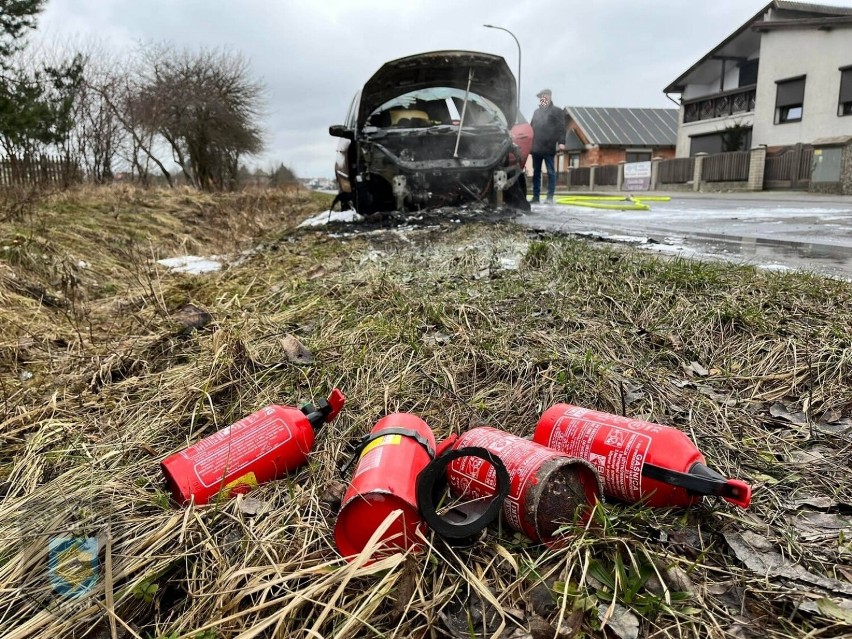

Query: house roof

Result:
[664,1,852,94]
[773,1,852,15]
[564,128,585,151]
[564,107,679,147]
[754,15,852,29]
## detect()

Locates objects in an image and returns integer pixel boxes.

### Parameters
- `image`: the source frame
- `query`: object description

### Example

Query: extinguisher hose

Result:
[642,462,751,508]
[416,447,511,543]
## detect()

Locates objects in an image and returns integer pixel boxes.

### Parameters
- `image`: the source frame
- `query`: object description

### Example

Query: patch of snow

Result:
[359,249,385,264]
[298,210,364,227]
[499,256,520,270]
[157,256,223,274]
[757,263,793,272]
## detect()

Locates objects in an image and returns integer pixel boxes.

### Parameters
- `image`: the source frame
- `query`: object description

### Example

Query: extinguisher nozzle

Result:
[722,479,752,509]
[302,388,346,430]
[325,388,346,422]
[643,462,752,509]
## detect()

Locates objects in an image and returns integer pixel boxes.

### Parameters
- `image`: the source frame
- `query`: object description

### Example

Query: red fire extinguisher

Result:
[533,404,751,509]
[335,418,511,561]
[444,427,603,543]
[335,413,436,559]
[161,388,345,505]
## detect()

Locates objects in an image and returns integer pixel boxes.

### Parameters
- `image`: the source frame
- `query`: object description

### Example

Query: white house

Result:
[664,1,852,157]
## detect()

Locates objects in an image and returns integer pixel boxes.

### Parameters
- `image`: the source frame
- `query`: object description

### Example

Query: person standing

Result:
[530,89,566,204]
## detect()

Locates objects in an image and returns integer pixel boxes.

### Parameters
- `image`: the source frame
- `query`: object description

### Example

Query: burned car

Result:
[329,50,532,214]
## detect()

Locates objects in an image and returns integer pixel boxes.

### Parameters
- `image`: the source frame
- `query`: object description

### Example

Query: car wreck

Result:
[329,50,532,214]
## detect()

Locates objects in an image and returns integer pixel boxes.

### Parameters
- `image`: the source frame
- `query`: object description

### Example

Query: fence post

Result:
[789,143,803,190]
[557,152,568,187]
[616,161,625,190]
[590,165,597,191]
[748,145,767,191]
[692,152,707,192]
[841,141,852,196]
[650,157,662,191]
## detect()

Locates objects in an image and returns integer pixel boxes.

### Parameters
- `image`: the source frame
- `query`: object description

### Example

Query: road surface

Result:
[518,192,852,279]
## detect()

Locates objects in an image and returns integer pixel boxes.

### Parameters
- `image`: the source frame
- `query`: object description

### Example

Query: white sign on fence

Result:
[623,161,651,191]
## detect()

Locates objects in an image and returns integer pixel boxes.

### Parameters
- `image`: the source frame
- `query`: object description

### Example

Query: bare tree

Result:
[132,45,264,191]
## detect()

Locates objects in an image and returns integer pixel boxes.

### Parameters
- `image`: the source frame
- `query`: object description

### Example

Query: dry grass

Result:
[0,185,850,638]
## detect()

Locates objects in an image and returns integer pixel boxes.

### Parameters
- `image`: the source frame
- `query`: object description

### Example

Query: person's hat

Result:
[536,88,552,98]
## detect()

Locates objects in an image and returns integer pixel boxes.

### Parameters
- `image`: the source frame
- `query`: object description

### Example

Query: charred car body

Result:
[329,50,532,214]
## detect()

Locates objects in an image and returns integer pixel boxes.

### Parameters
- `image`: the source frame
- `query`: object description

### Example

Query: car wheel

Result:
[354,182,377,215]
[354,177,394,215]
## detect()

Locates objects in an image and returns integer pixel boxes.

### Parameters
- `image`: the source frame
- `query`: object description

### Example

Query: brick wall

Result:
[576,146,676,167]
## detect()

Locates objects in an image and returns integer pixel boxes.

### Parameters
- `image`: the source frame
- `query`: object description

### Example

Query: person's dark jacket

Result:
[530,104,566,155]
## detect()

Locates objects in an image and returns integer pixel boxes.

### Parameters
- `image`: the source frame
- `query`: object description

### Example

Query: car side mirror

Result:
[329,125,355,140]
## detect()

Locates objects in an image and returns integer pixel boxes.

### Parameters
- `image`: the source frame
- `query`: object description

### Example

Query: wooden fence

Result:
[569,166,591,187]
[658,157,694,184]
[702,150,750,182]
[0,156,81,188]
[764,145,813,189]
[595,164,618,186]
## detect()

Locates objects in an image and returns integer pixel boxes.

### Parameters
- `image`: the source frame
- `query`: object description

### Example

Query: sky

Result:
[30,0,852,179]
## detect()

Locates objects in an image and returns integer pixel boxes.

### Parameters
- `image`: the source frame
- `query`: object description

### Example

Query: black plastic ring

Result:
[416,446,510,542]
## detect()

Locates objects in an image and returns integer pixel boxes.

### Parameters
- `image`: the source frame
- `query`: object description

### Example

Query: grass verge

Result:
[0,185,850,638]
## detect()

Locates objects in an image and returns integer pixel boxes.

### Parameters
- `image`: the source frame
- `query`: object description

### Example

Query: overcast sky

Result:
[31,0,852,178]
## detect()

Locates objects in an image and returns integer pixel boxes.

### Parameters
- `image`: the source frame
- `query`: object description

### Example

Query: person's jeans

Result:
[531,153,556,201]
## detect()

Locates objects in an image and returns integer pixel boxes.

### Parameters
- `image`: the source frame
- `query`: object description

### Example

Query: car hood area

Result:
[357,50,517,129]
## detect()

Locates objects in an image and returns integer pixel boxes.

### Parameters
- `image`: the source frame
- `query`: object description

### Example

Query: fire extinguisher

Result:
[335,418,511,561]
[335,413,437,559]
[444,427,603,543]
[161,388,345,505]
[533,404,751,509]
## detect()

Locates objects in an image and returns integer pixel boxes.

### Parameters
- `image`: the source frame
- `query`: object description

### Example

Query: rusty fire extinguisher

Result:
[335,417,510,561]
[533,404,751,509]
[444,427,603,543]
[161,388,345,505]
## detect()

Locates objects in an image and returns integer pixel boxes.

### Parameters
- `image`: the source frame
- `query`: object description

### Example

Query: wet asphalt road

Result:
[517,193,852,280]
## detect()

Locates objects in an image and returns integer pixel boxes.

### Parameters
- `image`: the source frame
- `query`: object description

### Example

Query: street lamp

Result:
[483,24,521,121]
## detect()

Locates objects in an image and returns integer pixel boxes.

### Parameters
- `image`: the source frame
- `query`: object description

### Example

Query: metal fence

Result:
[595,164,618,186]
[0,156,80,187]
[702,151,750,182]
[658,157,694,184]
[569,166,591,187]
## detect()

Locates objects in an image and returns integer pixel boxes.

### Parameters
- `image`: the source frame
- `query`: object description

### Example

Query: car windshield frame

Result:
[367,87,508,129]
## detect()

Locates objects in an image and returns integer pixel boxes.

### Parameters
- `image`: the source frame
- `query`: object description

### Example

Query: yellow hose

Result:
[553,194,671,211]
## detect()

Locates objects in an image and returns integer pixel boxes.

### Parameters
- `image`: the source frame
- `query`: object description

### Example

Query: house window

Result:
[739,58,759,87]
[775,76,805,124]
[568,153,580,168]
[625,151,651,163]
[839,66,852,116]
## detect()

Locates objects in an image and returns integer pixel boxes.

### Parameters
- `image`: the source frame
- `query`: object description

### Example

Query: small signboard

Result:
[623,161,651,191]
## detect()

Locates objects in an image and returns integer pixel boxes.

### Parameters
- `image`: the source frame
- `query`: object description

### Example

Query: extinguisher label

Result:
[221,472,259,499]
[354,435,402,478]
[191,416,293,488]
[450,428,555,531]
[550,417,650,502]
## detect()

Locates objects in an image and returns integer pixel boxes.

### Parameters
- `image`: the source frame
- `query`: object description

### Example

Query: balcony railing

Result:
[683,85,756,123]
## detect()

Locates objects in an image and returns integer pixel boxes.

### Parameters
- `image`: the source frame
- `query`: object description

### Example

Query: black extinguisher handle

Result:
[416,446,511,544]
[642,462,751,508]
